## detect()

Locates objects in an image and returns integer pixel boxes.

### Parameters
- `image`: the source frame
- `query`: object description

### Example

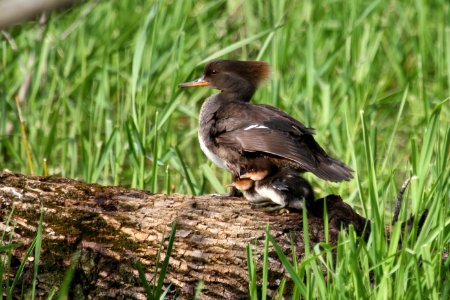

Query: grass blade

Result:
[154,221,177,298]
[56,252,80,300]
[8,237,37,299]
[200,164,226,194]
[136,261,153,299]
[131,3,158,123]
[261,225,269,300]
[266,228,308,296]
[31,210,44,300]
[199,25,284,64]
[175,147,197,195]
[246,243,258,300]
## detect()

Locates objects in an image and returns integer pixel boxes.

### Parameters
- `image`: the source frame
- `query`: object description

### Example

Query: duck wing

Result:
[214,102,353,182]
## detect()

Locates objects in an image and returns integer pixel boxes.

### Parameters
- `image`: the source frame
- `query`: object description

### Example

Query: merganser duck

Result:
[230,168,315,211]
[178,60,353,184]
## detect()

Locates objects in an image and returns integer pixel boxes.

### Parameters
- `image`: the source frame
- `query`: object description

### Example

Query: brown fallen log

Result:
[0,171,369,299]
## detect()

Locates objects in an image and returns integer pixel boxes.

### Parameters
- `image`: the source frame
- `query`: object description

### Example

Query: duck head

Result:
[178,60,271,101]
[228,178,254,191]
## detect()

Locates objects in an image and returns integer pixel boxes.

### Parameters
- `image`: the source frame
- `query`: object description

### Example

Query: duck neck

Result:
[219,78,256,102]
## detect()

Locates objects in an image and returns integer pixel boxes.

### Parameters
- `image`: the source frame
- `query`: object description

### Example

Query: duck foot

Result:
[248,200,287,212]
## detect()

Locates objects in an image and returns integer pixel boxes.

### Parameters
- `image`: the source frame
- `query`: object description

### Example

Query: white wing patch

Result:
[244,124,269,131]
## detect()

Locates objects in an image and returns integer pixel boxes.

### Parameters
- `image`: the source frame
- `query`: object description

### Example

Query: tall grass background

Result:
[1,0,449,298]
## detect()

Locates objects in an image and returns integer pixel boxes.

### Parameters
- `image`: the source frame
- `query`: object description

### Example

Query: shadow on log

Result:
[0,171,369,299]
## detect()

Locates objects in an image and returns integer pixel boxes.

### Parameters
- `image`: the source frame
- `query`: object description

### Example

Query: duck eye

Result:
[211,69,217,74]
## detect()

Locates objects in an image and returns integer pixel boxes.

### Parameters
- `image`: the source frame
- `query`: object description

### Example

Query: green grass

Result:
[0,209,74,300]
[136,221,177,300]
[1,0,449,298]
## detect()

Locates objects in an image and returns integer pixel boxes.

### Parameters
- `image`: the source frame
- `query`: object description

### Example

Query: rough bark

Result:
[0,171,369,299]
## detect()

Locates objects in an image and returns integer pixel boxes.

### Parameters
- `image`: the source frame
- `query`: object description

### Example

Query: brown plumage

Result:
[178,60,353,183]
